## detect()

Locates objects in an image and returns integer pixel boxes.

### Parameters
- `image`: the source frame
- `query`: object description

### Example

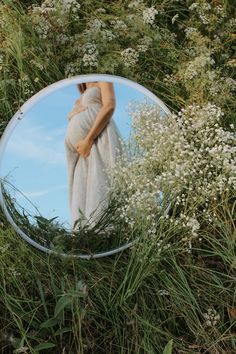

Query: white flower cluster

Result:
[29,59,44,71]
[28,0,81,39]
[185,217,200,236]
[55,33,70,45]
[82,42,99,67]
[18,74,34,97]
[158,289,170,296]
[229,18,236,27]
[83,18,116,42]
[214,5,227,17]
[143,6,158,26]
[126,14,135,21]
[120,48,139,67]
[0,243,10,254]
[173,212,201,252]
[128,0,144,9]
[203,308,220,327]
[7,266,21,277]
[226,59,236,68]
[137,36,153,53]
[64,62,80,77]
[29,12,52,39]
[205,70,236,98]
[101,30,116,42]
[225,77,236,91]
[181,52,215,80]
[171,104,236,196]
[96,8,106,13]
[189,1,211,24]
[109,19,127,30]
[163,73,178,85]
[108,101,236,232]
[184,27,198,39]
[188,1,226,25]
[87,18,106,33]
[40,0,81,13]
[136,234,172,262]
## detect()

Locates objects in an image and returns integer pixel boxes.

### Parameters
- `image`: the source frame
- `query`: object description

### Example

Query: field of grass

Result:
[0,0,235,353]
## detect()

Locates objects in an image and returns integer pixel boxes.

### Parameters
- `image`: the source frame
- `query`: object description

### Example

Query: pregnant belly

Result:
[65,106,100,150]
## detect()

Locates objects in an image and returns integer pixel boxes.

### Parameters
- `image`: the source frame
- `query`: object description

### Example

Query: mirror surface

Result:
[0,74,171,258]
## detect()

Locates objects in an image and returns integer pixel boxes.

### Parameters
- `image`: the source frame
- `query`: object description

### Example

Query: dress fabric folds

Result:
[64,86,123,230]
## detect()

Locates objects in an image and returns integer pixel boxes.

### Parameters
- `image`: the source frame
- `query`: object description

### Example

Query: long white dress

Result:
[64,86,123,231]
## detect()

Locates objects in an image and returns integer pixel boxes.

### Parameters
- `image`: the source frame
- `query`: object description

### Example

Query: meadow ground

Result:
[0,1,235,353]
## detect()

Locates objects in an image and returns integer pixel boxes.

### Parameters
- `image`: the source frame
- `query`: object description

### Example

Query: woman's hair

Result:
[76,81,99,94]
[77,83,87,94]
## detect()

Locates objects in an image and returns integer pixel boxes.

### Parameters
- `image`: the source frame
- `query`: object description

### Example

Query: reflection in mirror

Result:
[64,82,124,232]
[0,75,172,258]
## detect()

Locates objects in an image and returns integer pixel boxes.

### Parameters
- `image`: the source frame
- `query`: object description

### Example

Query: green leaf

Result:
[36,279,48,318]
[54,295,72,317]
[11,337,22,349]
[49,216,59,222]
[34,342,56,351]
[40,317,59,329]
[54,327,71,336]
[163,339,173,354]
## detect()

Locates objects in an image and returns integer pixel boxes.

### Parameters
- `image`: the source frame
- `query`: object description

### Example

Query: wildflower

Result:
[143,6,158,26]
[8,266,21,277]
[184,27,198,39]
[55,33,70,44]
[163,73,178,85]
[181,53,215,80]
[121,48,139,67]
[101,29,116,41]
[186,217,200,237]
[127,14,135,21]
[137,36,153,53]
[29,0,81,39]
[65,62,79,77]
[107,101,235,230]
[203,308,220,327]
[82,42,99,67]
[0,243,10,253]
[128,0,143,9]
[188,1,211,24]
[110,19,127,30]
[83,18,116,42]
[87,18,106,33]
[96,8,106,13]
[158,289,170,295]
[171,14,179,24]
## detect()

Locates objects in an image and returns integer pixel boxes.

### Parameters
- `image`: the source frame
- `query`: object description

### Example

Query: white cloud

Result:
[5,125,66,166]
[21,184,67,198]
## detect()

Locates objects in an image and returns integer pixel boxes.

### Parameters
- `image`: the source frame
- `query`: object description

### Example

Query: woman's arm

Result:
[86,82,116,142]
[76,82,116,158]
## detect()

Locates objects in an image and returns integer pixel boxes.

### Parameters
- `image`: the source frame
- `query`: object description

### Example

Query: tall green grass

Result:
[0,0,236,353]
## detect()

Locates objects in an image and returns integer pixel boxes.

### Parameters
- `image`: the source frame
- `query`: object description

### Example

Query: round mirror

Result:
[0,74,171,259]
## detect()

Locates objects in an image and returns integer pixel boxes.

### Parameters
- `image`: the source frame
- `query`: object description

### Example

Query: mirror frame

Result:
[0,73,172,259]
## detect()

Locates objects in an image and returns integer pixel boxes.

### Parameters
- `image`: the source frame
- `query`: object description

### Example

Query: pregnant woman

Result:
[64,81,123,231]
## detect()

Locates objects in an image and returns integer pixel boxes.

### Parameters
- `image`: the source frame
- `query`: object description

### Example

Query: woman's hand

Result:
[68,104,87,120]
[76,137,94,158]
